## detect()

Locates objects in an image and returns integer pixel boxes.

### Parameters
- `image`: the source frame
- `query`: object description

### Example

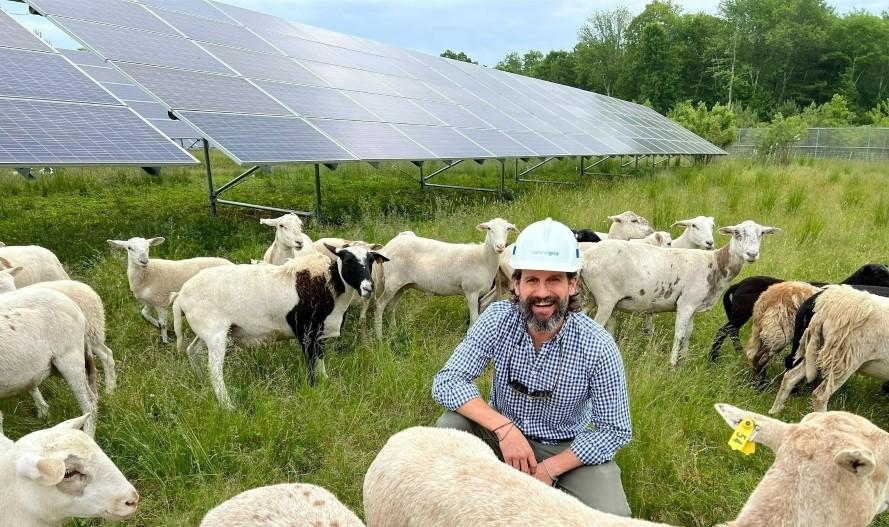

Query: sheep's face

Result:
[607,211,654,240]
[673,216,715,249]
[649,231,672,247]
[846,263,889,288]
[261,214,304,250]
[12,415,139,521]
[718,221,780,263]
[107,237,165,267]
[478,218,517,254]
[328,244,389,299]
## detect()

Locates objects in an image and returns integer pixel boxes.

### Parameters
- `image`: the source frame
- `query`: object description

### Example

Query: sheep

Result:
[315,237,384,326]
[670,216,715,250]
[364,404,889,527]
[770,285,889,414]
[107,237,233,344]
[0,414,139,527]
[261,213,316,265]
[630,231,672,247]
[744,281,821,386]
[593,210,655,241]
[0,244,69,288]
[199,483,363,526]
[172,246,386,408]
[0,286,97,436]
[581,220,780,368]
[374,218,517,340]
[572,229,602,243]
[709,263,889,361]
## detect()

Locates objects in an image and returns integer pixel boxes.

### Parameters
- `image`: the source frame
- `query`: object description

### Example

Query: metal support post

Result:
[203,139,216,216]
[499,159,505,197]
[314,163,322,225]
[514,158,519,183]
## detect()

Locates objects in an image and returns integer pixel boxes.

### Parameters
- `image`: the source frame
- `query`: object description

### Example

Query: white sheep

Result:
[670,216,716,249]
[373,218,517,340]
[745,281,821,385]
[770,285,889,414]
[593,210,656,241]
[107,237,233,344]
[0,286,98,436]
[0,414,139,527]
[364,404,889,527]
[261,213,316,265]
[581,221,780,368]
[630,231,672,247]
[200,483,363,526]
[172,247,385,408]
[0,244,69,288]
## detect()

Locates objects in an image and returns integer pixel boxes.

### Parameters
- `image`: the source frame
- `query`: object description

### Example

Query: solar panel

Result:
[202,44,324,86]
[343,91,443,126]
[139,0,233,23]
[0,48,119,105]
[505,131,568,157]
[149,9,280,54]
[395,125,492,159]
[151,118,200,139]
[58,48,105,66]
[458,128,535,158]
[308,119,432,160]
[296,61,401,96]
[31,0,177,34]
[412,100,490,129]
[0,9,53,51]
[255,81,377,121]
[77,64,130,84]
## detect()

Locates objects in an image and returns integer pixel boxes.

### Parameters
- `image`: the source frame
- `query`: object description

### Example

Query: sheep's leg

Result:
[54,355,99,437]
[708,323,734,362]
[357,297,371,328]
[769,361,807,415]
[811,369,858,413]
[730,328,743,353]
[478,285,499,314]
[467,290,481,325]
[205,332,233,410]
[643,313,655,334]
[30,386,49,419]
[91,342,117,393]
[680,316,694,360]
[593,299,618,333]
[670,308,695,369]
[186,337,206,377]
[140,304,161,328]
[374,284,404,340]
[157,307,169,344]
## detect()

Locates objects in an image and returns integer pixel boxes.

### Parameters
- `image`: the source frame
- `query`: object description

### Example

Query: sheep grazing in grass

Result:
[0,414,139,527]
[200,483,363,527]
[581,220,780,368]
[364,405,889,527]
[172,247,386,408]
[771,285,889,414]
[0,286,97,436]
[670,216,715,250]
[374,218,517,340]
[0,244,69,288]
[261,213,316,265]
[709,263,889,361]
[745,281,821,386]
[107,236,233,344]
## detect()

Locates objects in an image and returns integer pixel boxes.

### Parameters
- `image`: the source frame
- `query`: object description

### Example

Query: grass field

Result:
[2,156,889,526]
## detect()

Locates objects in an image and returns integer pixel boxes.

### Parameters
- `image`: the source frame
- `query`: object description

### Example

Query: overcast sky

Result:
[2,0,884,66]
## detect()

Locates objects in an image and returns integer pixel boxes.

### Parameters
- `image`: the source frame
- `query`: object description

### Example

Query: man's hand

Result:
[532,459,555,486]
[498,425,537,475]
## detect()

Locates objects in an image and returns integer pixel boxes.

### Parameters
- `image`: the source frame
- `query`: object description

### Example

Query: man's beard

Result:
[517,294,569,332]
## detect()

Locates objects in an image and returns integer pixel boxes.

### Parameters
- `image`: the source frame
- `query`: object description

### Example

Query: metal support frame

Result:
[203,139,320,222]
[514,157,574,185]
[417,158,505,197]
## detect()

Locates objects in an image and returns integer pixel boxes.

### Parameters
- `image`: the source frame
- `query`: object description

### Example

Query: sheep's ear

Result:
[835,448,876,476]
[714,404,789,450]
[0,256,12,269]
[718,226,736,235]
[507,223,519,233]
[6,266,23,277]
[323,243,339,256]
[477,223,490,231]
[760,226,782,236]
[50,414,89,432]
[672,220,691,229]
[148,237,165,246]
[16,454,66,486]
[607,215,622,223]
[260,218,276,227]
[371,252,390,264]
[0,241,5,247]
[107,239,130,250]
[707,216,715,223]
[369,243,384,251]
[655,233,665,244]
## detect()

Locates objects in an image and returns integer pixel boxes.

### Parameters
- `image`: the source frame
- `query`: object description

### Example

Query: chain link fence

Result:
[729,127,889,161]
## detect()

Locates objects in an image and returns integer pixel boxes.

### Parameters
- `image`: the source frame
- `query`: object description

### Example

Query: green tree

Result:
[529,50,577,86]
[636,22,677,113]
[669,101,739,148]
[575,7,632,95]
[866,99,889,125]
[440,50,477,64]
[823,12,889,112]
[758,112,808,163]
[800,94,854,126]
[522,50,544,75]
[495,52,524,74]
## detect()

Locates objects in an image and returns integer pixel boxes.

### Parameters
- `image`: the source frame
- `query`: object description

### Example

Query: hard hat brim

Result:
[509,258,581,273]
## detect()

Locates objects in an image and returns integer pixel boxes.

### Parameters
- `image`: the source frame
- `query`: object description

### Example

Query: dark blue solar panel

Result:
[0,48,119,105]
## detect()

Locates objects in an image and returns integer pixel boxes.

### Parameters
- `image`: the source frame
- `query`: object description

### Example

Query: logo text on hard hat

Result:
[530,250,560,257]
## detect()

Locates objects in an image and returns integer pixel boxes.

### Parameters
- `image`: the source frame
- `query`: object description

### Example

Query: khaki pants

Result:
[435,411,631,517]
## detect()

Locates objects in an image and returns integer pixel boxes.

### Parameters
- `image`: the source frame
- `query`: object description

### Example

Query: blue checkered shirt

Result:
[432,300,632,465]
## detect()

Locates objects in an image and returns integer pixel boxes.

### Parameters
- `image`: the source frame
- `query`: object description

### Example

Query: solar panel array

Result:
[27,0,725,165]
[0,9,196,167]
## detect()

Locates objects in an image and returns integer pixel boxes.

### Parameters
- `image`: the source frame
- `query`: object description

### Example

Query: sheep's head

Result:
[326,244,388,299]
[606,211,654,240]
[715,404,889,524]
[718,221,779,263]
[647,231,672,247]
[0,257,22,293]
[845,263,889,288]
[261,214,305,250]
[478,218,518,254]
[106,237,165,267]
[672,216,715,249]
[8,415,139,522]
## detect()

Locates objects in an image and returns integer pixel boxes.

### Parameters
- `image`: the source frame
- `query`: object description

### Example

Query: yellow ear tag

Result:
[728,419,756,455]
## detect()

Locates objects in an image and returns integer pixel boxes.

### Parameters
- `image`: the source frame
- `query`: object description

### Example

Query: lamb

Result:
[315,237,384,325]
[630,231,672,247]
[709,263,889,361]
[261,213,316,265]
[581,221,780,368]
[107,236,233,344]
[172,246,386,408]
[0,244,69,288]
[670,216,715,249]
[744,281,821,386]
[593,210,655,241]
[0,285,97,436]
[0,414,139,527]
[374,218,517,340]
[199,483,363,526]
[364,404,889,527]
[770,285,889,414]
[572,229,602,243]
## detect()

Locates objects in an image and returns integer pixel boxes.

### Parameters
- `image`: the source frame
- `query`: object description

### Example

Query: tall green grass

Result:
[2,157,889,526]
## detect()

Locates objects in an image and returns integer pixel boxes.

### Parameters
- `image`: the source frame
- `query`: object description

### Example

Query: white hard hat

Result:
[509,218,581,272]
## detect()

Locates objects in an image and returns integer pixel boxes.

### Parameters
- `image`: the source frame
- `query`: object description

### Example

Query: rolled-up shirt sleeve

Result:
[570,335,632,465]
[431,305,500,410]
